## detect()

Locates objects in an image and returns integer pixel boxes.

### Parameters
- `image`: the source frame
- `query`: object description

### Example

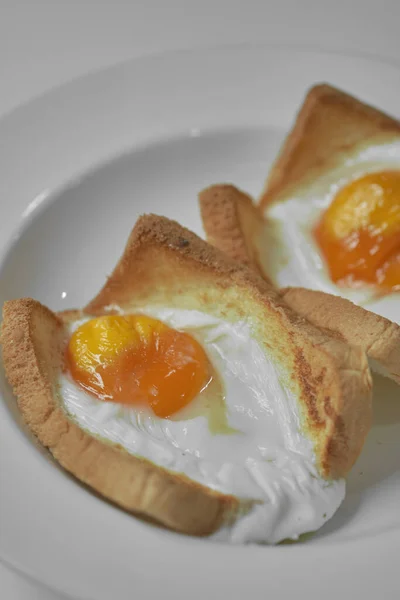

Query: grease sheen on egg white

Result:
[59,308,345,544]
[260,141,400,321]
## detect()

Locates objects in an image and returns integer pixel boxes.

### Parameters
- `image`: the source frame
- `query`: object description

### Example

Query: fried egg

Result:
[59,307,345,544]
[259,141,400,316]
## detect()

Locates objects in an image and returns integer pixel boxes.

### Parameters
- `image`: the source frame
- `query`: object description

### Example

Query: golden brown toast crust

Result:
[199,186,400,386]
[86,214,372,479]
[259,83,400,209]
[281,288,400,385]
[199,185,266,277]
[1,298,239,536]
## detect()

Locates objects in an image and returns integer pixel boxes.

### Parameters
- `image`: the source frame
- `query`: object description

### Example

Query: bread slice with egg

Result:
[1,298,240,536]
[1,215,372,538]
[259,83,400,209]
[199,184,400,385]
[85,214,372,481]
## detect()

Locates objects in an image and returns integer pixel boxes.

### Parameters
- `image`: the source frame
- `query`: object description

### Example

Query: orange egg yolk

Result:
[314,170,400,291]
[66,314,211,418]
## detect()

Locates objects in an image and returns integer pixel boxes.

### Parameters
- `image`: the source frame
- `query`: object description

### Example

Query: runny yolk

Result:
[66,314,211,418]
[314,170,400,292]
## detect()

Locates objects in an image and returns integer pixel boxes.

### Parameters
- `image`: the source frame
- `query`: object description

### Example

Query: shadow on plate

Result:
[313,373,400,540]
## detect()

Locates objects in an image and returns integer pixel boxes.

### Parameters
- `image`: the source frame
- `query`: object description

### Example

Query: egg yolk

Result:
[66,314,211,418]
[314,170,400,291]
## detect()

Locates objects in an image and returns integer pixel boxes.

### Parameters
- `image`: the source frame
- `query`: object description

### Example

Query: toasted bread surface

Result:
[86,214,372,479]
[259,83,400,209]
[1,298,240,536]
[199,184,266,276]
[281,288,400,385]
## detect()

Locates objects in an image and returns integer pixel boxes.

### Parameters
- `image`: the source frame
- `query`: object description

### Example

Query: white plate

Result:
[0,45,399,600]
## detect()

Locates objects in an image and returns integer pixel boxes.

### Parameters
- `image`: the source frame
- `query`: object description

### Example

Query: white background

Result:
[1,0,399,597]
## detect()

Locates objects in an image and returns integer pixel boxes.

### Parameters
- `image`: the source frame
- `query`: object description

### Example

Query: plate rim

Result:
[2,39,400,124]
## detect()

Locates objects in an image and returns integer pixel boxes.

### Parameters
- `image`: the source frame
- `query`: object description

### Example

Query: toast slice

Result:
[200,185,400,384]
[259,83,400,209]
[1,215,372,539]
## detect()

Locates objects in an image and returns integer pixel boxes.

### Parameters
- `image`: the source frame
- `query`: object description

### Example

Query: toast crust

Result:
[199,185,266,277]
[85,214,372,479]
[199,187,400,385]
[282,288,400,384]
[1,298,240,536]
[259,84,400,209]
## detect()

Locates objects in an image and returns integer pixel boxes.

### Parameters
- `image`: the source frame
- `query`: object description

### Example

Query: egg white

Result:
[59,307,344,544]
[259,141,400,322]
